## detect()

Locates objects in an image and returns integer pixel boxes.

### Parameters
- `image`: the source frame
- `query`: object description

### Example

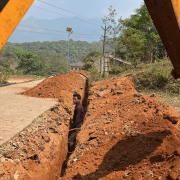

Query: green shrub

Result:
[89,65,102,83]
[109,65,122,75]
[130,61,180,94]
[141,71,168,88]
[0,72,9,85]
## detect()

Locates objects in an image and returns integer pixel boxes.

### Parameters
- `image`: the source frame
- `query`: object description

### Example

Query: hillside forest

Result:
[0,40,103,76]
[0,3,167,77]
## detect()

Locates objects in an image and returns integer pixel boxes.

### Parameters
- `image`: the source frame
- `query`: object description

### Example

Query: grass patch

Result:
[0,72,9,85]
[116,59,180,94]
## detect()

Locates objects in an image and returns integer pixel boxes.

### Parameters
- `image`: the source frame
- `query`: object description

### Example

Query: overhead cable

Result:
[36,0,103,25]
[15,29,101,39]
[32,5,101,26]
[19,25,102,36]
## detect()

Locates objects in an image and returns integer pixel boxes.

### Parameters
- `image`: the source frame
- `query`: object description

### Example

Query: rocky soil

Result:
[0,71,87,180]
[1,71,180,180]
[60,77,180,180]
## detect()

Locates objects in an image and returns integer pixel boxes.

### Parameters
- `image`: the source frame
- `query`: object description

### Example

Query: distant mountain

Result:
[8,16,103,43]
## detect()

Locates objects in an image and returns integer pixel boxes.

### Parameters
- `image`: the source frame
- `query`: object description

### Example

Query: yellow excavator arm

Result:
[1,0,180,78]
[0,0,34,50]
[144,0,180,79]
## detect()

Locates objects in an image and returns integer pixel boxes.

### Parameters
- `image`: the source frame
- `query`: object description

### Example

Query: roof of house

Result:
[70,62,85,67]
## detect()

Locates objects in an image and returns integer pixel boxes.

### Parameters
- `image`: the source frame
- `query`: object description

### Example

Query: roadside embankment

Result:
[0,71,88,180]
[61,77,180,180]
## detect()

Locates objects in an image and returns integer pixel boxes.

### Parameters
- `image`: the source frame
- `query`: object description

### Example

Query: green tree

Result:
[102,3,166,66]
[102,5,121,55]
[117,3,164,64]
[82,50,102,70]
[1,40,109,75]
[39,51,66,75]
[82,49,102,62]
[3,40,104,63]
[17,52,43,75]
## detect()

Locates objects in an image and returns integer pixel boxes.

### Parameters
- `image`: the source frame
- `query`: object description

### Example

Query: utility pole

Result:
[66,27,73,72]
[102,24,107,56]
[101,24,107,74]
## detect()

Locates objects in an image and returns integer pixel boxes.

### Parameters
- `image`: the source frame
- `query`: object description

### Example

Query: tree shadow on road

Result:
[72,130,171,180]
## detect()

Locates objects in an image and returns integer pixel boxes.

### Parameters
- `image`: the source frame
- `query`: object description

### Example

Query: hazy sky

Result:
[23,0,144,21]
[11,0,144,43]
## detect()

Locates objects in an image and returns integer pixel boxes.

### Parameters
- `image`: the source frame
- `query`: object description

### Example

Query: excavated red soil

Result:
[2,72,180,180]
[60,77,180,180]
[21,71,87,100]
[0,71,87,180]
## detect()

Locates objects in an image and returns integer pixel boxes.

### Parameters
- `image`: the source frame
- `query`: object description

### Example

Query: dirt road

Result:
[0,79,57,145]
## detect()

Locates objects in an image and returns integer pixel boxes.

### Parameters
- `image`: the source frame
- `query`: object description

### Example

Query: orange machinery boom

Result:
[1,0,180,79]
[144,0,180,79]
[0,0,34,50]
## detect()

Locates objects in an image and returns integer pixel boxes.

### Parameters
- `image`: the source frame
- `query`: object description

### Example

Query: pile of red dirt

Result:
[21,71,88,100]
[0,71,88,180]
[3,72,180,180]
[61,77,180,180]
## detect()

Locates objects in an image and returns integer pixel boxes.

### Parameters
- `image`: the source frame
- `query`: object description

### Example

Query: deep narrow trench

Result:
[82,75,89,115]
[60,75,89,177]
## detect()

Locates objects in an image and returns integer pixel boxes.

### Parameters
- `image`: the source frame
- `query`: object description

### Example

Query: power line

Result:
[16,29,66,36]
[32,5,101,26]
[19,24,102,37]
[15,29,101,39]
[36,0,103,25]
[19,25,67,34]
[32,5,70,18]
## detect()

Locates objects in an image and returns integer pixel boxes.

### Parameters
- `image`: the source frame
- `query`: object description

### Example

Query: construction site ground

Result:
[1,71,180,180]
[0,79,57,145]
